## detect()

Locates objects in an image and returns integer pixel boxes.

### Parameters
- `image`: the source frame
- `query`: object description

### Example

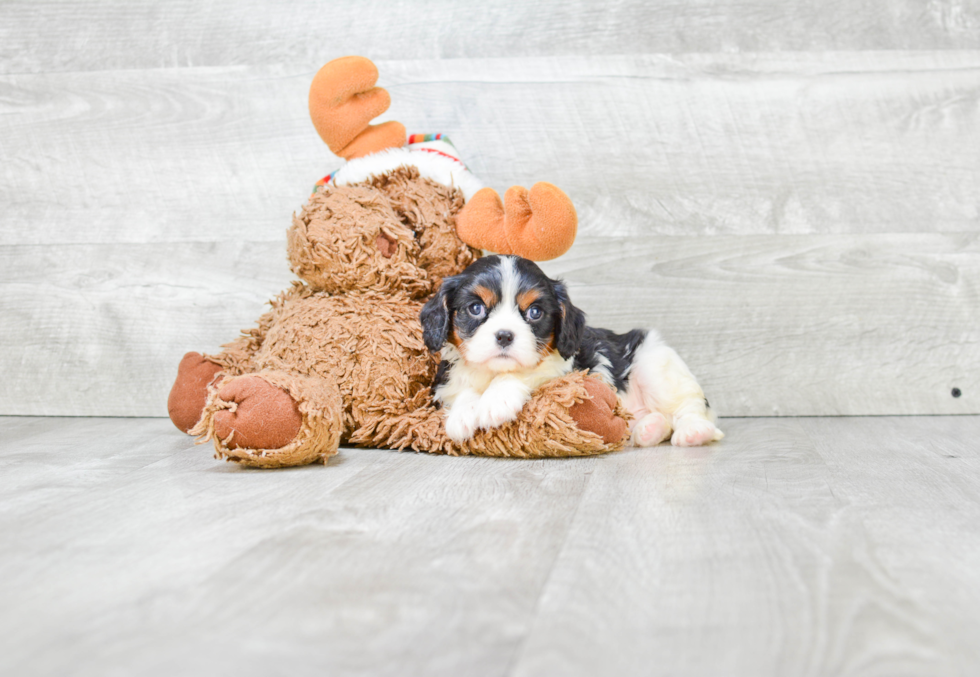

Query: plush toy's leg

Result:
[191,371,344,468]
[373,372,630,458]
[168,352,224,433]
[455,182,578,262]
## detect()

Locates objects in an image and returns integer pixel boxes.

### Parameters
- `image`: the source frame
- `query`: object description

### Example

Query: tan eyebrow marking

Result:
[474,285,498,307]
[517,288,541,311]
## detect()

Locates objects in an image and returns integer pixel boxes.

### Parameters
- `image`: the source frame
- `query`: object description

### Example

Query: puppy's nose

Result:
[495,330,514,348]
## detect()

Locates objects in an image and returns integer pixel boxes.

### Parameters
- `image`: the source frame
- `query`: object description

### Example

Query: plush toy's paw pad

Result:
[568,377,628,445]
[671,417,724,447]
[477,388,529,430]
[168,352,224,433]
[631,412,671,447]
[445,401,481,443]
[212,377,303,450]
[308,56,406,159]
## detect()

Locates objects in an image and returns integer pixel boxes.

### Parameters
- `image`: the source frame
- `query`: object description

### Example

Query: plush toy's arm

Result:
[353,372,629,457]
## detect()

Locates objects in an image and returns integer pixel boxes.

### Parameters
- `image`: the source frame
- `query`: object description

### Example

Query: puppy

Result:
[420,255,724,447]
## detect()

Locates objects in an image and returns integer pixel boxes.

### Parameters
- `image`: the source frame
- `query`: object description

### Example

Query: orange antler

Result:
[309,56,406,160]
[455,182,578,261]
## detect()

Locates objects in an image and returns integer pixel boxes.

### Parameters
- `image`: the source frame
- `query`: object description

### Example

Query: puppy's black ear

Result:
[553,280,586,359]
[420,276,459,352]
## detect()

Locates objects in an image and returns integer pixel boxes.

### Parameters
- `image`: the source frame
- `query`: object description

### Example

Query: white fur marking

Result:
[476,375,533,429]
[459,257,540,373]
[444,388,482,443]
[590,352,615,387]
[437,346,573,410]
[437,346,573,442]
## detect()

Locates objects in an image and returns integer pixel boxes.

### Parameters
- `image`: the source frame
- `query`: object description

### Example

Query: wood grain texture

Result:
[543,233,980,417]
[2,232,975,417]
[509,416,980,676]
[391,53,980,238]
[799,416,980,673]
[0,242,293,417]
[2,7,979,419]
[2,0,978,75]
[0,66,325,247]
[0,417,596,677]
[2,415,980,676]
[2,53,978,247]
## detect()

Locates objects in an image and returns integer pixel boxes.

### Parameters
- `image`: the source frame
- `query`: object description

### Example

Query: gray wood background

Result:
[1,2,978,417]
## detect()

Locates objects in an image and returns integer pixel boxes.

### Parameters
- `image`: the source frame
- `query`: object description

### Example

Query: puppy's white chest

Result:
[435,346,572,410]
[439,355,572,443]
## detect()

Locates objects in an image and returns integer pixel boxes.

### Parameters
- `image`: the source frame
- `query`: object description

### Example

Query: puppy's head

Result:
[420,255,586,372]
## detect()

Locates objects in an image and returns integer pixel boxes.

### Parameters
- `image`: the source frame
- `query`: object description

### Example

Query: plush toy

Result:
[167,56,629,468]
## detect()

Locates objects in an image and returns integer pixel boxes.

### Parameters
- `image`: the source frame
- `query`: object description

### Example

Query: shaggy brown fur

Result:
[172,166,630,467]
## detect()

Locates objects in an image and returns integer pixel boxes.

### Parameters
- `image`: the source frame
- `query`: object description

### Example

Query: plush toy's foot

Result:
[210,376,303,450]
[569,376,628,445]
[309,56,406,160]
[192,371,344,468]
[455,182,577,261]
[168,352,224,433]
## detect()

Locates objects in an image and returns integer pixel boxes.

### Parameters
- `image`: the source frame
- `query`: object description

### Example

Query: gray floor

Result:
[2,416,979,676]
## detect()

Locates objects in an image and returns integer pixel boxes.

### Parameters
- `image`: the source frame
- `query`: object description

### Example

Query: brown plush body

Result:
[169,168,629,467]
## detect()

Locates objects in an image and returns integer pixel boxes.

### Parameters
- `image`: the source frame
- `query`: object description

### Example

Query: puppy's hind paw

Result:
[631,412,671,447]
[671,418,724,447]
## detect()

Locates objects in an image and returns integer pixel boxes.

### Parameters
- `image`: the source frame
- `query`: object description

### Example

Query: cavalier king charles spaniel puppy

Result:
[420,255,724,447]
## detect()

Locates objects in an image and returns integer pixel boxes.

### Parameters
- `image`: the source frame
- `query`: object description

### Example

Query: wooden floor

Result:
[2,416,979,676]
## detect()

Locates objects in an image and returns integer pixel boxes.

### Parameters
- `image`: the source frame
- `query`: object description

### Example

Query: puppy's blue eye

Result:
[526,305,543,321]
[468,302,486,318]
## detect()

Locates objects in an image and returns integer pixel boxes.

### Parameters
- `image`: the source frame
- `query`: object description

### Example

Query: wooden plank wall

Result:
[1,2,978,417]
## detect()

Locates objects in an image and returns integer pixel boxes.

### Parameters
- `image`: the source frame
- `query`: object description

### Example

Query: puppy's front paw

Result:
[477,385,529,430]
[671,417,724,447]
[445,401,481,442]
